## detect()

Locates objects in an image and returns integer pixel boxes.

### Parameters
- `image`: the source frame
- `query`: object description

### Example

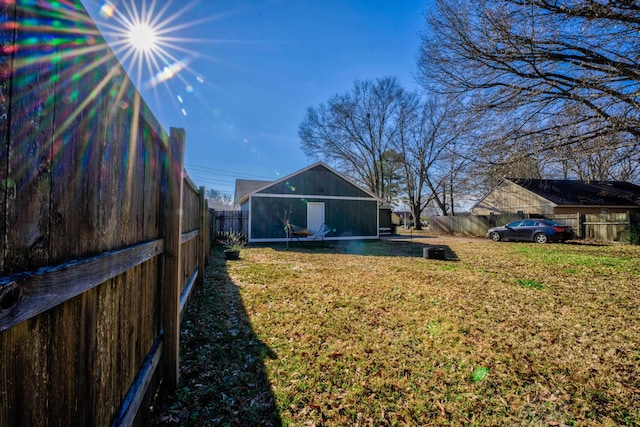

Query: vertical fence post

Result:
[204,192,210,266]
[578,213,584,239]
[161,127,185,390]
[209,209,215,252]
[197,186,206,285]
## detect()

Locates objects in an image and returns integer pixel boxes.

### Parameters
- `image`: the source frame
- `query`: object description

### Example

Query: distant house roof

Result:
[393,211,414,221]
[234,179,272,207]
[379,201,393,210]
[510,178,640,207]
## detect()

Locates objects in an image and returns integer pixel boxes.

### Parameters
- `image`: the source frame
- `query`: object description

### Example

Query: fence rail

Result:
[1,2,208,426]
[0,238,164,333]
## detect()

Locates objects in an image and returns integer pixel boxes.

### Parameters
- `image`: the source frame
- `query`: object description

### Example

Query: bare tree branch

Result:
[418,0,640,153]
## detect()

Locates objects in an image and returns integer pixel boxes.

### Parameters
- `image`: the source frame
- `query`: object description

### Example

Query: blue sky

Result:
[82,0,431,198]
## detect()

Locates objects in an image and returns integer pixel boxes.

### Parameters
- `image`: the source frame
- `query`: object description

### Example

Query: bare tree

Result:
[395,95,478,221]
[397,98,450,220]
[539,104,640,181]
[299,77,418,202]
[417,0,640,168]
[299,78,479,217]
[437,136,476,215]
[548,135,640,182]
[206,188,233,210]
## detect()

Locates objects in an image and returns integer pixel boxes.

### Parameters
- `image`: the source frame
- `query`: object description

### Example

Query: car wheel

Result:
[534,233,548,244]
[489,231,501,242]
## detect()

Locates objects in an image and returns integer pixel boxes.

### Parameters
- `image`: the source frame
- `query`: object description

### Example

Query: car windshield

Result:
[507,221,523,227]
[540,220,561,226]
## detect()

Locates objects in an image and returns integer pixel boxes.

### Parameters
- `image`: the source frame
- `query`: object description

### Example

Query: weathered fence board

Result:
[2,3,56,274]
[111,333,163,426]
[0,0,9,275]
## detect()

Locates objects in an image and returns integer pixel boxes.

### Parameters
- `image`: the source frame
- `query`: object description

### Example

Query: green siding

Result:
[379,208,392,228]
[326,199,378,237]
[250,198,290,240]
[257,164,371,198]
[250,196,378,240]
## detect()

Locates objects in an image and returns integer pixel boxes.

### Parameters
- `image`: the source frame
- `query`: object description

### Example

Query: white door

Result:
[307,202,325,235]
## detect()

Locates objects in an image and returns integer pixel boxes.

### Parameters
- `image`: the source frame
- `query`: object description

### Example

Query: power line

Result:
[184,163,283,181]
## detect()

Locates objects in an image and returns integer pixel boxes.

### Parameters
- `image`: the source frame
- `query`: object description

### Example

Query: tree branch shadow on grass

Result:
[151,249,281,426]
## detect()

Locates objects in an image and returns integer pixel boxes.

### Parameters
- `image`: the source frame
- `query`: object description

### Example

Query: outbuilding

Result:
[234,162,384,243]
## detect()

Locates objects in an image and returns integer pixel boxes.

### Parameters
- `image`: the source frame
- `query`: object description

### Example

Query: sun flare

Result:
[127,22,157,52]
[91,0,221,118]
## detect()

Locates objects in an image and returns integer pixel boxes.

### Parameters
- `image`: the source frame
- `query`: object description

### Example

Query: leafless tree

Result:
[299,77,418,202]
[206,188,233,210]
[300,78,480,217]
[417,0,640,174]
[547,134,640,182]
[538,104,640,181]
[396,97,470,220]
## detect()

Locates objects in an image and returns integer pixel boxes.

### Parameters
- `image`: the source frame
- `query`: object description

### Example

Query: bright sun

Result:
[127,23,157,52]
[97,0,215,93]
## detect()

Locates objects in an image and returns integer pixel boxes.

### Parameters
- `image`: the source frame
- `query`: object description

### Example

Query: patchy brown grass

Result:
[155,234,640,426]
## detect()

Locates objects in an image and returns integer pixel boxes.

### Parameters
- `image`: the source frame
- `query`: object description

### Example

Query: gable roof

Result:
[234,179,272,207]
[234,161,382,206]
[510,178,640,207]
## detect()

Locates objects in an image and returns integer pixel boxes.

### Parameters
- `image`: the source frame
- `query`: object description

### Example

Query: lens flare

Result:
[91,0,222,119]
[127,22,157,52]
[99,2,115,18]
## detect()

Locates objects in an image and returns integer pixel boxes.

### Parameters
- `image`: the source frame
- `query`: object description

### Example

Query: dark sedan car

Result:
[487,219,573,243]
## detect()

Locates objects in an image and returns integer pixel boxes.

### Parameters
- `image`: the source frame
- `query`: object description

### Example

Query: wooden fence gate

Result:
[1,2,209,426]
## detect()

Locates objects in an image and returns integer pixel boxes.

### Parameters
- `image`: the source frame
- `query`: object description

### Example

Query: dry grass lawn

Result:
[155,233,640,426]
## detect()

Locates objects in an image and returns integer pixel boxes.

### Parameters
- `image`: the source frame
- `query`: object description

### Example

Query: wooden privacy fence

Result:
[543,213,633,241]
[582,213,633,241]
[428,213,637,242]
[211,209,249,240]
[428,214,524,237]
[1,2,209,426]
